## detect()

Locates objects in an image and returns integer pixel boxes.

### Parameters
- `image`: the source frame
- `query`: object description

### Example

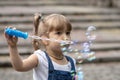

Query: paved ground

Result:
[0,62,120,80]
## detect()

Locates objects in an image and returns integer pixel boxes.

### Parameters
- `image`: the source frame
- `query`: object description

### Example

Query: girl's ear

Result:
[41,35,49,46]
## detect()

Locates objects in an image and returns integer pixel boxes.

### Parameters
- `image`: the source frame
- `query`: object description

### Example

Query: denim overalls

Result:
[45,52,76,80]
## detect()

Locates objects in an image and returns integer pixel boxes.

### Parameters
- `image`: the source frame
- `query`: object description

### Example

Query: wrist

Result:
[8,45,17,49]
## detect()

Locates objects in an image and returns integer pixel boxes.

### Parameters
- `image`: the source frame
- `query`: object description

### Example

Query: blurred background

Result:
[0,0,120,80]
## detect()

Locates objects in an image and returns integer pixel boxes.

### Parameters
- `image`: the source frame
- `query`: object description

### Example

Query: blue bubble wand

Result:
[5,27,73,44]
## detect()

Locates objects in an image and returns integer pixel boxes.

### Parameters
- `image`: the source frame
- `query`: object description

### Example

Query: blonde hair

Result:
[33,13,72,50]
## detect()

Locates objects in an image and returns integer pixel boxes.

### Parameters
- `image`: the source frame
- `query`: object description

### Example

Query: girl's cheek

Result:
[52,42,61,48]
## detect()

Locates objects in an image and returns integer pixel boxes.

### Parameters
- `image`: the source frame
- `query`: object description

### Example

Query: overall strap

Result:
[65,56,76,73]
[45,51,76,73]
[44,51,54,72]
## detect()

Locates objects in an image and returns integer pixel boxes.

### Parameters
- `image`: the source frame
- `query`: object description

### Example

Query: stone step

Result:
[0,0,95,6]
[0,62,120,80]
[69,50,120,63]
[0,6,120,16]
[1,15,120,24]
[113,0,120,8]
[71,29,120,43]
[0,0,119,8]
[0,42,120,55]
[1,21,120,30]
[72,22,120,29]
[0,50,120,67]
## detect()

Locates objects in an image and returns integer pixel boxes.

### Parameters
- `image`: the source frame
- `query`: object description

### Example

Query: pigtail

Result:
[32,13,42,50]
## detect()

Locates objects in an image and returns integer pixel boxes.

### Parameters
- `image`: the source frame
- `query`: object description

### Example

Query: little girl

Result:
[4,13,76,80]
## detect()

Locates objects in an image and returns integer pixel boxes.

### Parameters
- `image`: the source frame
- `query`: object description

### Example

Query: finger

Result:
[5,26,8,29]
[9,26,13,28]
[13,27,16,30]
[4,32,9,38]
[4,33,11,42]
[4,26,8,32]
[4,31,12,40]
[13,36,18,40]
[4,26,15,37]
[4,31,13,40]
[9,26,17,30]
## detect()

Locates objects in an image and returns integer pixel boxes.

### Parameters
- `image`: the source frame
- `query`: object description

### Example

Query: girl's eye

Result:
[55,32,62,35]
[66,32,70,35]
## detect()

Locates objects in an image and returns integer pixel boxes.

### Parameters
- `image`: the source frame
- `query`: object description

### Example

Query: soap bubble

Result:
[86,26,96,41]
[87,26,96,32]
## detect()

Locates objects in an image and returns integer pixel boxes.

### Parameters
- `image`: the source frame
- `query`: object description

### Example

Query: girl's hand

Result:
[4,27,18,47]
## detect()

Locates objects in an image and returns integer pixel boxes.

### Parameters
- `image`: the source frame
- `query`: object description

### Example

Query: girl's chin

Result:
[52,47,62,52]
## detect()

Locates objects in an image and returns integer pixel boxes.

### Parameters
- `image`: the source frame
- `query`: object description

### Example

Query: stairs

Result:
[0,0,113,7]
[0,0,120,67]
[0,1,120,80]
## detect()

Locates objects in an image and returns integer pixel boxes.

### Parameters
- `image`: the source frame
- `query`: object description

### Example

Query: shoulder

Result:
[34,50,46,57]
[65,56,76,64]
[34,49,43,54]
[33,50,47,63]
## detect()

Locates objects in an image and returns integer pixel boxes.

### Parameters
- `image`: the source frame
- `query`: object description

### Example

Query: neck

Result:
[46,49,64,60]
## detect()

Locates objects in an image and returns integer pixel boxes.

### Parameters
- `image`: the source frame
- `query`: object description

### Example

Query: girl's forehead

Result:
[44,14,72,32]
[52,25,71,32]
[49,20,72,31]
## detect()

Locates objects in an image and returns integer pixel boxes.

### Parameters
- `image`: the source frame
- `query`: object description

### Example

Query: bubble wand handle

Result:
[5,28,28,39]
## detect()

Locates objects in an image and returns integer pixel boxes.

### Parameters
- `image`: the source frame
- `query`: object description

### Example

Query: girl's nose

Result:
[63,33,69,40]
[64,37,68,40]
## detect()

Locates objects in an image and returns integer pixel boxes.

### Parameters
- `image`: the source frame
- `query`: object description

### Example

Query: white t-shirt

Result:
[33,50,76,80]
